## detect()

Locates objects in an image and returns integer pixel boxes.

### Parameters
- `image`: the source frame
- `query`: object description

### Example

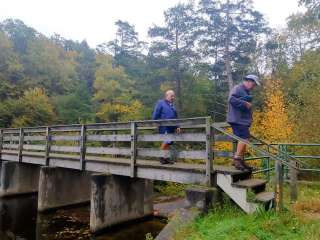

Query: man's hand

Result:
[176,128,181,134]
[245,102,252,109]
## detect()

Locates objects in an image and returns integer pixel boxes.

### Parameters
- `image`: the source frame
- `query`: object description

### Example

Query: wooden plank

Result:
[24,135,46,141]
[205,117,213,186]
[137,133,206,142]
[3,135,20,141]
[79,125,86,170]
[86,147,131,156]
[2,129,20,134]
[50,145,80,153]
[86,122,131,130]
[86,134,131,142]
[23,145,46,151]
[135,117,207,128]
[215,151,233,158]
[3,144,19,149]
[215,135,233,142]
[137,149,206,160]
[51,135,81,141]
[130,122,137,177]
[23,127,46,133]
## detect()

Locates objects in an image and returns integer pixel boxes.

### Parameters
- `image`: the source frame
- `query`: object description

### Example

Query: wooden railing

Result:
[0,117,235,186]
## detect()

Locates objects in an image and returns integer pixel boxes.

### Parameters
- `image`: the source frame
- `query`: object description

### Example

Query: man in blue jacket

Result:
[227,75,260,171]
[152,90,181,164]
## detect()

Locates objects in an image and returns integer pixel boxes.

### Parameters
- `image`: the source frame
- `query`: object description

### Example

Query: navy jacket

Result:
[152,99,178,134]
[227,83,253,126]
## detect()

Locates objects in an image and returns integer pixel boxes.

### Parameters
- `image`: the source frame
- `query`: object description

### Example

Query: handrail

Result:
[212,123,299,170]
[250,135,309,168]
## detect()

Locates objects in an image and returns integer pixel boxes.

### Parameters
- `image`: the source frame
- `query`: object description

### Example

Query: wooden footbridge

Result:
[0,117,302,214]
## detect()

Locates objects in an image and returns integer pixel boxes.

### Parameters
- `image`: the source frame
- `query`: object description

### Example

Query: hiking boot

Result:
[160,157,169,165]
[242,161,253,171]
[233,157,247,171]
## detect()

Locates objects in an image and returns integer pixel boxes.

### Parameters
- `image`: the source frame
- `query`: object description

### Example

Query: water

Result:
[0,195,166,240]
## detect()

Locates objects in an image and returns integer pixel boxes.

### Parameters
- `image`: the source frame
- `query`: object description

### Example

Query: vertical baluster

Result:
[267,145,270,181]
[290,160,298,202]
[18,128,24,162]
[275,160,284,211]
[0,129,3,160]
[45,127,51,166]
[80,125,87,170]
[130,122,137,178]
[205,117,214,186]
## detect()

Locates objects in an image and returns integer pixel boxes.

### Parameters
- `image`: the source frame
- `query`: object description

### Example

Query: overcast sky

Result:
[1,0,303,47]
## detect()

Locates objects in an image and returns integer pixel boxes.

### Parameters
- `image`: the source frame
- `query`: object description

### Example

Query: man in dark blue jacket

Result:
[152,90,181,164]
[227,74,260,171]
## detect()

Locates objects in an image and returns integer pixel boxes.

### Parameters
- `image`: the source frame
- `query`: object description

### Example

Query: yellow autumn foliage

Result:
[252,79,294,143]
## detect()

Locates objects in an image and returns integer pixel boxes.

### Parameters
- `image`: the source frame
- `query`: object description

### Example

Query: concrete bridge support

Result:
[0,161,40,198]
[90,174,153,233]
[38,166,91,212]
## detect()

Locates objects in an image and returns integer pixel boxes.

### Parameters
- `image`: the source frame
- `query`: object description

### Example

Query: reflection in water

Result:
[0,195,37,240]
[0,196,165,240]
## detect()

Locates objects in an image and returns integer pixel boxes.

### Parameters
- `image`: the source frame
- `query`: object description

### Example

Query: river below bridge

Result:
[0,195,166,240]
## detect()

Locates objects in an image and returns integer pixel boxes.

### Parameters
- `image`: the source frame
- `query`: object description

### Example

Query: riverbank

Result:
[171,182,320,240]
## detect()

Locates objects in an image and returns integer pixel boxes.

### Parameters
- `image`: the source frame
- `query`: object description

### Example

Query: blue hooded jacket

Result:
[152,99,178,134]
[227,83,253,126]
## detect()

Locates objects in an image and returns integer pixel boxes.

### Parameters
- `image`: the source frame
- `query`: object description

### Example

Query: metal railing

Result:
[212,122,301,211]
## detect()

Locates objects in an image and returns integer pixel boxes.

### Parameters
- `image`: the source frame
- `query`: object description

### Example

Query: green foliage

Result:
[10,88,55,127]
[174,204,320,240]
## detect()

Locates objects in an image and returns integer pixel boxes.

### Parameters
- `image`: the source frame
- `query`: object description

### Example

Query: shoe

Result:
[167,158,175,165]
[160,157,169,165]
[242,161,253,171]
[233,157,247,171]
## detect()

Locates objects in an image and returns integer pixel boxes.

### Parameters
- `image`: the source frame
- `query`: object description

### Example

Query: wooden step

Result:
[232,179,267,189]
[255,192,275,203]
[214,165,251,175]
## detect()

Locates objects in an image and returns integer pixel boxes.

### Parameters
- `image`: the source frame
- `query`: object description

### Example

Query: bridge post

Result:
[130,122,137,178]
[38,167,91,212]
[90,174,153,233]
[205,117,214,186]
[275,160,284,211]
[0,129,3,161]
[44,127,51,166]
[18,128,24,163]
[289,160,298,202]
[0,161,40,197]
[79,124,86,170]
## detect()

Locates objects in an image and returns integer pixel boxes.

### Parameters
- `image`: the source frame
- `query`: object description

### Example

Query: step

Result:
[214,165,251,176]
[255,192,275,203]
[232,179,267,189]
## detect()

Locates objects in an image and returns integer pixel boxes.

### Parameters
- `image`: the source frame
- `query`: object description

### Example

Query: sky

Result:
[0,0,303,47]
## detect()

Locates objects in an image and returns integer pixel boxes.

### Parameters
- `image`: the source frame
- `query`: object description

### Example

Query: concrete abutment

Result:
[90,174,153,233]
[0,161,40,197]
[37,166,91,212]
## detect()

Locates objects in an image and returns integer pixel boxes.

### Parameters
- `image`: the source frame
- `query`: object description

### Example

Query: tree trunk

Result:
[225,0,234,92]
[175,29,183,112]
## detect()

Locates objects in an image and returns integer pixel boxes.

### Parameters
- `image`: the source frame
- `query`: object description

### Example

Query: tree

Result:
[98,20,145,67]
[199,0,268,91]
[54,83,94,124]
[148,3,199,111]
[11,88,55,127]
[252,79,294,142]
[93,54,145,122]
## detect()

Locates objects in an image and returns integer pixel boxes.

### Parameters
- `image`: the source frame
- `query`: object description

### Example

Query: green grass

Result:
[173,182,320,240]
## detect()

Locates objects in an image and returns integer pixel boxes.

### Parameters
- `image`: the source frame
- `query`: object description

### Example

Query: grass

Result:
[173,182,320,240]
